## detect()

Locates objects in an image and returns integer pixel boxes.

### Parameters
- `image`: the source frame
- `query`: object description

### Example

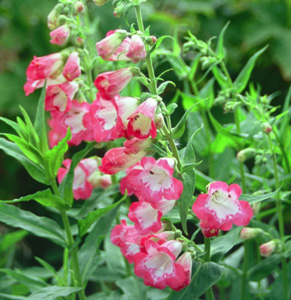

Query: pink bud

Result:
[126,35,146,63]
[62,52,81,81]
[263,123,272,134]
[240,227,262,240]
[50,25,70,46]
[74,1,84,13]
[259,240,277,257]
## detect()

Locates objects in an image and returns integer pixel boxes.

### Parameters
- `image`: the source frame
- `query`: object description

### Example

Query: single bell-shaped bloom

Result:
[62,52,81,81]
[126,34,146,63]
[192,181,253,232]
[50,25,70,45]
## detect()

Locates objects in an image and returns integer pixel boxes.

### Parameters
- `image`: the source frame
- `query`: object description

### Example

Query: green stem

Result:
[267,134,287,300]
[241,241,249,300]
[204,237,214,300]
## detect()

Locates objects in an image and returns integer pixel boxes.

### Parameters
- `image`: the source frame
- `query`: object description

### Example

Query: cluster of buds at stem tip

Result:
[236,148,256,163]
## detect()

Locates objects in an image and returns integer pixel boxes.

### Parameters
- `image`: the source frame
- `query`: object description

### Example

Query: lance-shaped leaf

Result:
[34,82,49,153]
[0,189,69,210]
[0,230,28,252]
[212,65,230,89]
[157,81,175,95]
[78,193,126,237]
[233,46,268,93]
[0,138,47,184]
[0,203,66,247]
[167,261,224,300]
[240,190,279,204]
[216,22,230,59]
[59,141,97,206]
[27,286,82,300]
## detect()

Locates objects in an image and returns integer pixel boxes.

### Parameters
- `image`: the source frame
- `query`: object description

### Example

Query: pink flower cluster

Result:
[192,181,253,237]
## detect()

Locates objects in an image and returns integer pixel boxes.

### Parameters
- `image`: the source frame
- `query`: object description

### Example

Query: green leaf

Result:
[171,104,200,139]
[59,142,97,206]
[0,230,29,252]
[34,257,62,284]
[0,268,48,292]
[78,193,126,237]
[0,189,69,210]
[212,66,230,89]
[211,227,241,261]
[216,22,230,59]
[247,254,282,281]
[195,170,212,192]
[167,261,224,300]
[34,82,49,153]
[27,286,82,300]
[233,46,268,93]
[240,190,279,204]
[0,294,24,300]
[4,134,43,164]
[279,84,291,137]
[0,203,66,247]
[79,206,119,283]
[44,128,71,178]
[0,117,21,136]
[116,276,147,300]
[157,81,175,95]
[0,138,47,184]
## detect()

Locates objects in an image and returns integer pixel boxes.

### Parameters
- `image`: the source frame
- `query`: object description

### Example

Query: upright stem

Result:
[204,237,214,300]
[241,241,249,300]
[267,134,287,300]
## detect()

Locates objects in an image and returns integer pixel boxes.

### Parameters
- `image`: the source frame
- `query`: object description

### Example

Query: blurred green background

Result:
[1,0,291,280]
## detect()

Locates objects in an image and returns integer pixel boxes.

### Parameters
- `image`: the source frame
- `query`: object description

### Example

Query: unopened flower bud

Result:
[237,148,256,163]
[263,123,272,134]
[94,0,110,6]
[240,227,263,240]
[145,36,157,45]
[259,240,279,257]
[154,113,164,129]
[75,37,84,46]
[47,3,64,30]
[74,1,84,13]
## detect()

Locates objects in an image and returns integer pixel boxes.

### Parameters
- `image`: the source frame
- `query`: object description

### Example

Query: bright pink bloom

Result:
[57,158,99,200]
[24,53,65,95]
[96,30,128,60]
[126,35,146,63]
[50,25,70,45]
[62,52,81,81]
[45,81,78,115]
[99,138,152,175]
[83,93,124,142]
[120,157,183,203]
[259,240,277,257]
[200,223,220,238]
[127,98,158,139]
[128,199,176,235]
[133,240,186,290]
[192,181,253,232]
[174,252,192,291]
[115,96,140,124]
[94,68,134,100]
[48,100,94,147]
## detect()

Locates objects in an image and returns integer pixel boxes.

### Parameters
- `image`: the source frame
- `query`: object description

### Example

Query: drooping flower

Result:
[48,100,94,147]
[126,34,146,63]
[45,81,78,115]
[83,93,124,142]
[128,199,176,235]
[96,30,128,60]
[133,240,187,290]
[174,252,192,291]
[126,98,158,139]
[50,25,70,45]
[57,158,98,200]
[62,52,81,81]
[120,157,183,204]
[192,181,253,233]
[94,68,134,100]
[99,138,152,175]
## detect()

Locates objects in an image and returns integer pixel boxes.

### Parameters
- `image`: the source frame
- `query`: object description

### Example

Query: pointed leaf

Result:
[233,46,268,93]
[240,190,279,204]
[212,66,230,89]
[0,117,21,136]
[216,22,230,59]
[27,286,82,300]
[0,138,47,184]
[0,203,66,247]
[0,230,28,252]
[157,81,175,95]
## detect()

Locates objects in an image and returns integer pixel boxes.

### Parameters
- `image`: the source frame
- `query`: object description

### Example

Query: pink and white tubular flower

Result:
[45,81,78,116]
[48,100,94,147]
[114,96,140,125]
[128,199,176,235]
[126,98,158,139]
[192,181,253,232]
[50,25,70,45]
[99,138,152,175]
[83,93,125,142]
[57,158,99,200]
[174,252,192,291]
[96,30,128,60]
[24,53,66,96]
[120,157,183,204]
[62,52,81,81]
[133,240,187,290]
[126,34,146,63]
[94,68,134,100]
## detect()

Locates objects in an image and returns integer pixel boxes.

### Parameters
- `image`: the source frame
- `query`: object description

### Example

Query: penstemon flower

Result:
[62,52,81,81]
[126,34,147,63]
[192,181,253,234]
[49,25,70,46]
